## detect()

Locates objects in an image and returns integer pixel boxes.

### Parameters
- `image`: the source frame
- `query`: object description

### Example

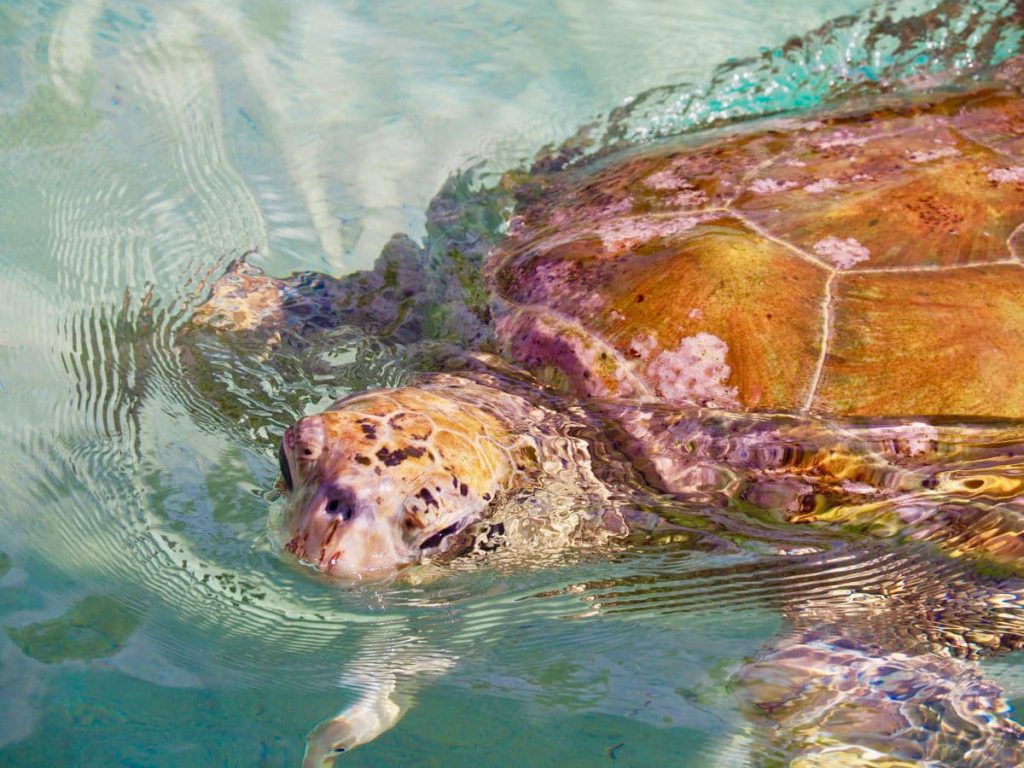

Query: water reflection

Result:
[3,0,1024,765]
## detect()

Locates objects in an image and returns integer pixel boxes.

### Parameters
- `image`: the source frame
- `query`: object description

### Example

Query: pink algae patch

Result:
[515,260,576,304]
[642,169,708,208]
[597,213,713,252]
[647,332,739,408]
[803,178,840,194]
[814,129,871,150]
[668,188,710,209]
[644,167,693,191]
[988,167,1024,183]
[579,292,606,312]
[865,422,939,458]
[748,178,798,195]
[550,196,633,229]
[841,480,880,495]
[628,332,658,360]
[908,147,959,163]
[495,312,637,399]
[812,236,871,269]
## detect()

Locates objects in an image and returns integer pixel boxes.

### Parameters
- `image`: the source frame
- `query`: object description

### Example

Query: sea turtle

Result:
[187,56,1024,766]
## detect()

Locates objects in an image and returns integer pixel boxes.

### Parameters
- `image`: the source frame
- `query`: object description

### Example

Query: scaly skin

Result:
[280,379,1024,763]
[278,371,609,579]
[279,375,535,578]
[182,55,1024,766]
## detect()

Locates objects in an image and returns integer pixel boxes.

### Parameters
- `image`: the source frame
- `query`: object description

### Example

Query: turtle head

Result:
[278,386,517,580]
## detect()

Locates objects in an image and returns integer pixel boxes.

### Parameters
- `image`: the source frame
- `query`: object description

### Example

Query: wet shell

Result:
[488,69,1024,418]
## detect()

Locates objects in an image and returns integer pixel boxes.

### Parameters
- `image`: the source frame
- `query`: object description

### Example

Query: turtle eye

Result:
[278,441,294,492]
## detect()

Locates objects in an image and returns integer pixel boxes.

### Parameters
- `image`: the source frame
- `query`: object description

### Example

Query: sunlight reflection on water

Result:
[3,0,1024,765]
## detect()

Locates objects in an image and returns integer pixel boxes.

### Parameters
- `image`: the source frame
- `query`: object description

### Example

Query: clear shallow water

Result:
[3,0,1024,765]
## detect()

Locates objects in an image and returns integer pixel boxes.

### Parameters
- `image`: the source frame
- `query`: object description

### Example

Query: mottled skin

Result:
[279,374,561,579]
[187,59,1024,767]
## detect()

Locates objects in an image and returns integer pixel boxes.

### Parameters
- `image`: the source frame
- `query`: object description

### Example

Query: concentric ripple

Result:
[1,0,1024,765]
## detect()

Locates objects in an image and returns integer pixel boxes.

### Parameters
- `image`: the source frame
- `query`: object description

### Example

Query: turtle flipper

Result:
[735,559,1024,767]
[302,633,455,765]
[302,686,403,766]
[738,629,1024,766]
[189,234,431,348]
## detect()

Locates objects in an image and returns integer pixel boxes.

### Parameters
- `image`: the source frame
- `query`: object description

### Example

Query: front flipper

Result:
[734,566,1024,768]
[302,685,402,765]
[302,635,455,766]
[189,233,431,348]
[739,632,1024,766]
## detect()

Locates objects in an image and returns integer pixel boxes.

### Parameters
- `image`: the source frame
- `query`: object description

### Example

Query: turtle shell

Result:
[487,65,1024,418]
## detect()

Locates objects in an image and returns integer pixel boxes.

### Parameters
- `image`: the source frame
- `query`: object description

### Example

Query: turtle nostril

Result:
[325,495,353,521]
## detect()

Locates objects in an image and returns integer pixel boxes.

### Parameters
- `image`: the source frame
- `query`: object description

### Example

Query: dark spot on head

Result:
[388,413,406,430]
[636,293,645,303]
[963,477,985,490]
[354,454,372,466]
[376,445,427,466]
[482,493,491,501]
[417,488,438,508]
[419,521,462,551]
[460,482,468,496]
[360,422,377,440]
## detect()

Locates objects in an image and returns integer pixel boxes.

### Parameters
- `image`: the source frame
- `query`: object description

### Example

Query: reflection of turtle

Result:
[190,59,1024,765]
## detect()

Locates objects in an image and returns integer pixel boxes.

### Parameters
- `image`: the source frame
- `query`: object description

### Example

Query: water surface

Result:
[2,1,1023,765]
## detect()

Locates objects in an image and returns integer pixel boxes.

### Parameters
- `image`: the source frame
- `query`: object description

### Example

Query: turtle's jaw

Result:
[281,476,485,580]
[283,487,407,580]
[276,384,522,580]
[278,446,488,580]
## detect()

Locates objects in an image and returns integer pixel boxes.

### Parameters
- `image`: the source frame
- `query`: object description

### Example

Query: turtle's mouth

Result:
[419,521,464,551]
[415,519,507,563]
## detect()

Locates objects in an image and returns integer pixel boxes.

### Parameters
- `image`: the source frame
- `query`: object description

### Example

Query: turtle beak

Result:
[283,481,409,580]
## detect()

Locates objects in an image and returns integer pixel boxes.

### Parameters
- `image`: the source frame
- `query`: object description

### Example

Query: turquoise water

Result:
[2,1,1024,765]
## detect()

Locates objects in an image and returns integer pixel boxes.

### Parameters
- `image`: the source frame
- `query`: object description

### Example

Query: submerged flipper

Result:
[735,556,1024,766]
[189,234,431,347]
[302,627,455,767]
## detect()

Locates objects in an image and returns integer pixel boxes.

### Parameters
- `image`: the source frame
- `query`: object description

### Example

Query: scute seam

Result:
[851,260,1021,274]
[1010,221,1024,264]
[952,125,1024,167]
[803,271,836,413]
[728,211,836,273]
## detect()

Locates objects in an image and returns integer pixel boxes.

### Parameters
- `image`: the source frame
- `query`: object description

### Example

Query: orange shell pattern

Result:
[488,80,1024,418]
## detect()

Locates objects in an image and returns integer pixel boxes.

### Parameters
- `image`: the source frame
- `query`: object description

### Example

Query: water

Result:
[2,0,1024,765]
